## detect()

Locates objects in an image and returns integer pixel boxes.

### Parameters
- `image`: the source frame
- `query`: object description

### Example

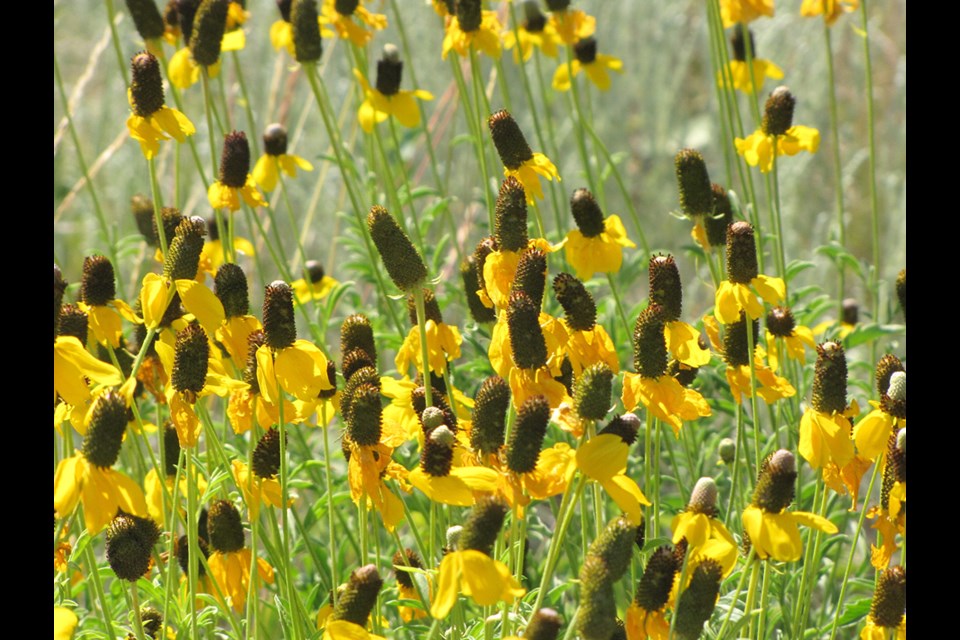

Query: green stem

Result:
[716,549,755,640]
[103,0,128,85]
[413,287,434,409]
[129,581,146,640]
[858,0,881,321]
[822,26,847,316]
[530,475,586,614]
[82,539,116,638]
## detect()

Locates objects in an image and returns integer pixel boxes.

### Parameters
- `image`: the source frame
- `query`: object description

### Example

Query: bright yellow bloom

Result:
[665,321,712,368]
[720,0,775,29]
[53,336,123,407]
[54,608,78,640]
[561,321,619,376]
[167,30,245,89]
[822,454,872,509]
[291,274,339,306]
[799,407,856,469]
[503,22,560,62]
[256,339,334,404]
[75,297,140,349]
[270,18,334,57]
[396,319,462,377]
[548,9,595,45]
[576,434,649,526]
[735,125,820,173]
[323,620,386,640]
[54,455,148,535]
[408,465,500,507]
[625,602,670,640]
[765,324,815,372]
[725,360,796,404]
[719,58,784,94]
[560,214,635,280]
[321,0,387,47]
[505,153,560,204]
[253,151,313,193]
[207,174,267,212]
[126,102,195,160]
[144,467,208,526]
[552,54,623,92]
[853,402,905,462]
[671,511,738,577]
[232,459,288,520]
[208,548,274,613]
[430,550,525,619]
[347,441,406,531]
[621,373,711,436]
[442,11,503,59]
[215,314,262,364]
[481,238,556,309]
[861,617,906,640]
[197,237,256,279]
[140,273,225,335]
[802,0,859,26]
[714,276,786,324]
[353,69,434,133]
[742,505,837,562]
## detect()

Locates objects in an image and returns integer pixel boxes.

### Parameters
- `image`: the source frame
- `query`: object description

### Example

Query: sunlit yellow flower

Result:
[625,602,670,640]
[561,321,619,376]
[735,125,820,173]
[208,548,275,613]
[442,10,503,59]
[322,620,387,640]
[552,49,623,92]
[347,441,407,531]
[854,404,904,462]
[396,319,462,377]
[140,272,226,337]
[664,321,712,368]
[408,465,500,507]
[290,261,339,306]
[54,608,78,640]
[168,29,245,89]
[714,276,785,324]
[502,18,560,62]
[53,336,123,407]
[352,69,434,134]
[270,14,334,58]
[561,214,635,280]
[431,549,525,619]
[765,318,815,372]
[742,505,836,562]
[719,0,775,29]
[126,51,196,159]
[621,373,711,436]
[197,238,255,280]
[256,339,334,404]
[480,238,556,309]
[577,434,649,526]
[720,58,784,94]
[861,617,906,640]
[725,359,796,404]
[252,150,313,193]
[320,0,387,47]
[208,174,267,211]
[144,467,207,526]
[548,9,595,45]
[671,511,737,577]
[801,0,859,26]
[505,152,560,204]
[215,314,261,365]
[799,405,856,470]
[54,455,148,534]
[232,459,289,520]
[821,454,872,509]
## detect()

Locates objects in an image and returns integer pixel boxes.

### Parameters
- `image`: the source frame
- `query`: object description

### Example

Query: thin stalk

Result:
[530,475,586,614]
[321,403,339,608]
[148,157,170,257]
[413,287,434,409]
[82,539,116,638]
[605,273,632,339]
[129,582,146,640]
[103,0,128,85]
[273,365,303,639]
[668,543,692,640]
[564,47,596,192]
[389,117,437,257]
[185,449,200,640]
[745,318,763,474]
[231,51,260,157]
[858,0,881,320]
[756,561,771,640]
[744,559,762,639]
[716,550,756,640]
[822,26,847,315]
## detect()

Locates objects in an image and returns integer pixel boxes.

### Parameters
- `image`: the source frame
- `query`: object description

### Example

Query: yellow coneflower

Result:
[736,87,820,173]
[552,36,623,92]
[488,111,560,205]
[441,0,503,59]
[126,51,195,159]
[252,123,314,193]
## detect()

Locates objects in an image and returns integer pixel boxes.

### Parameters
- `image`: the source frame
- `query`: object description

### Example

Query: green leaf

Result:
[834,597,872,627]
[843,323,905,349]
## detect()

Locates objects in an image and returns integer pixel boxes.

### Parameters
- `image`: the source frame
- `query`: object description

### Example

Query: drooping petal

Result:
[665,320,712,367]
[601,474,648,525]
[175,278,225,336]
[274,340,333,401]
[430,551,464,619]
[853,409,895,461]
[576,433,628,480]
[459,550,525,605]
[253,155,280,192]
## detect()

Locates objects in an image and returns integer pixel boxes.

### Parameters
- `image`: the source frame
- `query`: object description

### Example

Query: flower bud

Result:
[706,184,734,248]
[687,477,719,517]
[545,0,571,11]
[332,564,383,627]
[634,545,681,613]
[471,375,511,455]
[458,496,508,556]
[172,324,209,398]
[263,281,297,349]
[130,51,166,117]
[368,205,427,292]
[207,500,245,553]
[598,413,641,445]
[262,123,288,156]
[190,0,228,67]
[675,149,713,219]
[725,221,758,284]
[82,390,129,468]
[347,382,382,446]
[524,608,562,640]
[81,255,116,306]
[752,449,796,513]
[765,306,796,338]
[495,177,529,252]
[375,44,403,96]
[488,110,534,170]
[633,303,667,379]
[412,385,457,432]
[574,363,613,421]
[570,188,605,238]
[340,314,377,366]
[841,298,859,325]
[276,0,292,21]
[507,291,548,369]
[718,437,736,465]
[421,424,454,477]
[342,348,376,382]
[762,86,796,137]
[164,216,206,281]
[589,516,637,579]
[648,254,682,322]
[252,427,284,479]
[176,0,201,42]
[874,354,904,398]
[507,395,550,473]
[341,366,379,422]
[811,342,847,414]
[106,511,161,581]
[577,555,616,640]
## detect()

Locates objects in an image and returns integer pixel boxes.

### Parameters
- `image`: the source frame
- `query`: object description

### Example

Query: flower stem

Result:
[530,475,586,614]
[321,402,339,608]
[822,26,847,317]
[413,287,434,409]
[858,0,882,323]
[129,581,146,640]
[81,535,116,638]
[716,549,756,640]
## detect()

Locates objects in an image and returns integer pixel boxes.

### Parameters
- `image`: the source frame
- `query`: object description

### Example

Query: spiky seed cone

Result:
[81,255,117,306]
[730,24,754,62]
[762,86,796,137]
[766,306,796,337]
[342,348,377,382]
[163,424,181,477]
[58,304,89,345]
[252,427,284,479]
[177,0,201,41]
[456,0,482,32]
[687,477,719,517]
[722,312,759,368]
[213,263,249,318]
[172,324,209,397]
[752,449,797,512]
[514,247,547,306]
[570,188,605,238]
[706,184,734,248]
[471,376,511,455]
[675,149,713,219]
[524,608,562,640]
[634,545,681,613]
[668,359,700,387]
[82,390,128,468]
[461,258,497,323]
[545,0,570,10]
[870,566,906,629]
[207,500,245,553]
[263,281,297,349]
[276,0,292,21]
[175,534,209,577]
[412,386,457,432]
[341,366,380,423]
[131,194,155,240]
[875,354,904,398]
[301,260,325,285]
[347,383,382,446]
[367,205,428,292]
[458,496,508,556]
[589,516,637,579]
[332,564,383,627]
[633,303,668,379]
[54,265,67,340]
[155,207,186,248]
[725,221,759,284]
[392,548,424,589]
[243,329,266,393]
[598,413,641,445]
[506,395,550,473]
[106,511,161,581]
[673,560,723,640]
[556,356,574,395]
[130,51,165,117]
[140,606,164,639]
[406,289,443,326]
[340,314,377,365]
[507,291,548,369]
[811,342,848,414]
[880,433,906,511]
[219,131,251,188]
[190,0,228,66]
[574,36,597,63]
[420,424,454,476]
[574,363,613,421]
[648,254,683,322]
[896,269,906,320]
[255,124,287,159]
[577,555,616,640]
[319,361,338,400]
[126,0,166,41]
[488,110,534,169]
[553,273,596,331]
[164,216,206,281]
[375,43,402,96]
[881,371,906,420]
[495,177,529,251]
[841,298,859,325]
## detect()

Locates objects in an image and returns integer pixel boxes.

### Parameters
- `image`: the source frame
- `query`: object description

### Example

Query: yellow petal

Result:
[791,511,838,535]
[430,551,463,619]
[459,550,525,605]
[54,608,79,640]
[253,155,279,192]
[576,433,628,480]
[853,409,894,461]
[54,456,85,520]
[175,279,225,336]
[751,275,785,305]
[602,474,649,525]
